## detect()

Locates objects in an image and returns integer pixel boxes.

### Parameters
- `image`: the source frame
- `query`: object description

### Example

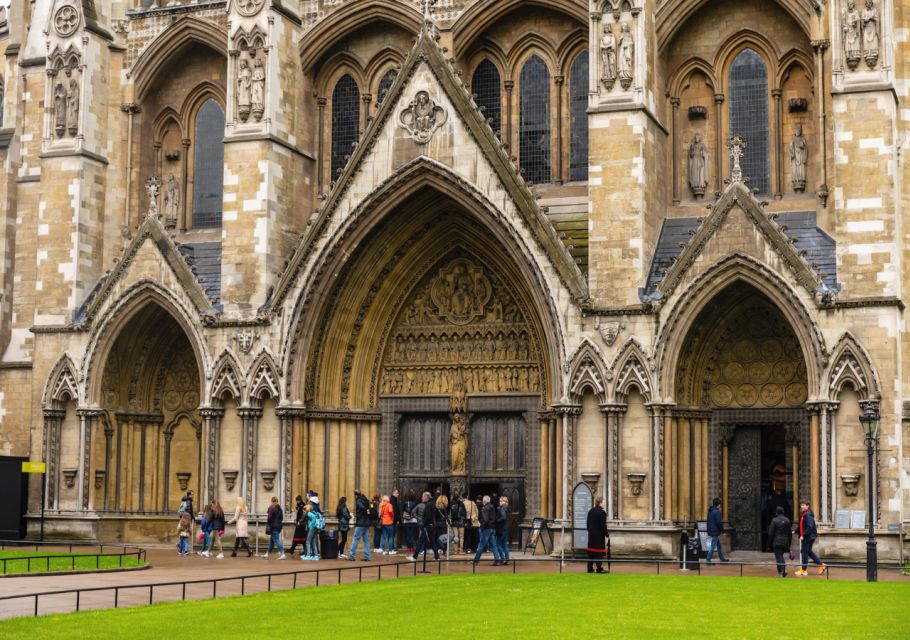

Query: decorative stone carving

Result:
[260,470,277,491]
[251,59,265,122]
[842,0,862,70]
[728,134,747,184]
[861,0,879,69]
[94,469,105,490]
[841,473,861,497]
[222,469,239,491]
[788,124,808,192]
[449,412,467,474]
[66,75,79,136]
[233,331,260,354]
[176,471,192,492]
[399,90,446,143]
[688,133,709,198]
[164,174,179,228]
[596,319,625,346]
[618,22,634,90]
[627,472,646,496]
[687,106,708,119]
[54,82,67,138]
[145,175,161,219]
[54,5,80,37]
[429,258,491,325]
[581,471,602,495]
[788,98,808,113]
[62,468,78,488]
[235,0,265,17]
[600,24,617,90]
[237,58,252,122]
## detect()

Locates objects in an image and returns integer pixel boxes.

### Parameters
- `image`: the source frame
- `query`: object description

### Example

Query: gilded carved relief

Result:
[381,256,542,396]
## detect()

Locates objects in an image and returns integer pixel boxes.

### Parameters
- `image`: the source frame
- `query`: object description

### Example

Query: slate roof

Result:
[640,211,837,301]
[178,241,222,303]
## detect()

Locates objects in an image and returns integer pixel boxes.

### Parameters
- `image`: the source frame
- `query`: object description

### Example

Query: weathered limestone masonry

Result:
[0,0,906,561]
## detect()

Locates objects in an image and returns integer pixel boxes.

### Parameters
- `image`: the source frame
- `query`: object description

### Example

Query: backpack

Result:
[177,499,189,517]
[314,511,326,530]
[367,501,380,525]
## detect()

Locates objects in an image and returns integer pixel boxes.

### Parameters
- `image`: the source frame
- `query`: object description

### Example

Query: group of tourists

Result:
[175,487,514,564]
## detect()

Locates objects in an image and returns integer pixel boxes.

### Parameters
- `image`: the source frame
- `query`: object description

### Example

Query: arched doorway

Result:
[289,180,558,535]
[673,281,809,550]
[91,301,202,514]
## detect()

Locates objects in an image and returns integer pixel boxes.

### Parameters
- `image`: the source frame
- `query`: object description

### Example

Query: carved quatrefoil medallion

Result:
[235,0,265,17]
[399,90,447,144]
[54,5,80,37]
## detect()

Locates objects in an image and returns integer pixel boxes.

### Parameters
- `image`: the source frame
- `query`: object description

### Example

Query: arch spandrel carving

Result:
[380,252,543,398]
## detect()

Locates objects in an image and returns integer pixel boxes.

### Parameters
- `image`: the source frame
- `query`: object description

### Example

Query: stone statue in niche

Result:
[66,74,79,136]
[251,58,265,121]
[687,133,709,198]
[600,24,617,90]
[237,58,252,122]
[145,175,161,219]
[861,0,880,69]
[842,0,862,70]
[788,124,808,192]
[618,22,634,90]
[164,173,180,227]
[54,82,67,138]
[399,90,447,143]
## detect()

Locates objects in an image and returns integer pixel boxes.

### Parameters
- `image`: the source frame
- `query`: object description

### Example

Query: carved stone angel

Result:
[399,90,447,143]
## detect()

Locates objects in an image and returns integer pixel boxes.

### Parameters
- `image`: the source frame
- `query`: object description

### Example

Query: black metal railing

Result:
[0,556,902,620]
[0,541,146,576]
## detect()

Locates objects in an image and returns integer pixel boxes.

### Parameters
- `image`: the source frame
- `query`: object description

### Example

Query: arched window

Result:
[192,99,225,229]
[376,69,397,106]
[520,55,551,184]
[728,48,769,194]
[471,59,501,136]
[331,74,360,180]
[569,52,589,182]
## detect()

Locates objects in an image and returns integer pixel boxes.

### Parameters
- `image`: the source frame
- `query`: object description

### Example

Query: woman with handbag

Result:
[336,496,351,558]
[767,505,792,577]
[264,496,286,560]
[211,500,227,558]
[288,496,307,557]
[401,490,418,554]
[228,496,252,557]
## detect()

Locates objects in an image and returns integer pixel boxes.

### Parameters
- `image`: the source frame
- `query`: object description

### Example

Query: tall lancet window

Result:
[471,59,501,137]
[728,48,769,194]
[331,74,360,180]
[519,55,551,184]
[377,69,397,106]
[192,99,225,229]
[569,52,589,182]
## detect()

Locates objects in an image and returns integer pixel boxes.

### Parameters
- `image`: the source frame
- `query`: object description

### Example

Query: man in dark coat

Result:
[767,505,792,577]
[494,496,511,566]
[391,488,402,549]
[409,492,439,561]
[706,498,728,563]
[349,490,372,561]
[797,501,825,575]
[472,495,502,565]
[586,497,609,573]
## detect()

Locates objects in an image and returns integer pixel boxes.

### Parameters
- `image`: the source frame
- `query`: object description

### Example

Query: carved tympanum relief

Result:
[381,255,542,396]
[399,90,446,143]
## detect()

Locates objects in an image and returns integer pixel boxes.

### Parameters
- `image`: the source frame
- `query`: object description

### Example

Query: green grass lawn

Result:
[0,573,907,638]
[0,550,145,575]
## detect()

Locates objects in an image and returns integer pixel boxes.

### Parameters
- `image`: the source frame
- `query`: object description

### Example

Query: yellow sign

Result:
[21,461,46,474]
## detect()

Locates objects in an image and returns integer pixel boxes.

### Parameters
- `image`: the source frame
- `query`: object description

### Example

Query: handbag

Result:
[788,549,795,561]
[265,525,272,536]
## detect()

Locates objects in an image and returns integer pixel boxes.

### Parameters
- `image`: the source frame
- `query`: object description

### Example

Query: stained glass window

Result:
[331,74,360,180]
[471,59,501,137]
[519,55,551,184]
[569,52,589,182]
[729,48,769,194]
[377,69,397,106]
[192,99,224,229]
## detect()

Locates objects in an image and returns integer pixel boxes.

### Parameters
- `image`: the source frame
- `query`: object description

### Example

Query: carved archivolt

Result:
[248,352,281,402]
[826,333,881,401]
[44,354,81,408]
[210,351,243,404]
[612,338,652,401]
[567,339,608,401]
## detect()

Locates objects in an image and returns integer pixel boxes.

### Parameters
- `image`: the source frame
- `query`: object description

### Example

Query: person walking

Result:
[585,497,609,573]
[796,501,825,576]
[178,490,195,518]
[434,494,449,557]
[177,511,192,556]
[401,490,418,554]
[767,505,792,577]
[228,496,252,557]
[705,498,728,563]
[198,504,214,557]
[211,500,227,559]
[379,495,396,555]
[264,496,286,560]
[304,504,320,560]
[463,494,479,554]
[495,496,510,565]
[409,491,438,561]
[391,489,402,549]
[450,493,466,554]
[336,497,351,559]
[472,495,501,566]
[371,492,383,553]
[349,490,372,561]
[289,496,307,556]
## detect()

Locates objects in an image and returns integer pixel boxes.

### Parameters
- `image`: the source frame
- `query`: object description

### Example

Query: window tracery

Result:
[471,59,501,136]
[331,74,360,180]
[519,55,551,185]
[192,99,225,229]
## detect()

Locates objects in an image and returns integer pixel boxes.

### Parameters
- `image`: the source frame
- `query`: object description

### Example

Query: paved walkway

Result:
[0,545,905,620]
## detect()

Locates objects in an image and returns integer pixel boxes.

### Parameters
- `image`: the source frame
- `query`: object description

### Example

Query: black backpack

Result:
[450,500,466,525]
[367,501,380,525]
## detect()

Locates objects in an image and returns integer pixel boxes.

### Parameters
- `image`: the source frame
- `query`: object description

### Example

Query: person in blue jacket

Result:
[705,498,729,563]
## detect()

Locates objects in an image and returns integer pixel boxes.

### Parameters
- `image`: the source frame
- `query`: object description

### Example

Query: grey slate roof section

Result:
[639,211,837,301]
[178,241,222,303]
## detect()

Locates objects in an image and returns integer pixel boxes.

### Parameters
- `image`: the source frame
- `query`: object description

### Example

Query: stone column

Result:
[772,88,783,199]
[713,93,724,192]
[504,80,515,153]
[548,413,558,518]
[806,403,821,515]
[670,97,680,204]
[42,409,65,510]
[180,138,190,231]
[102,415,114,511]
[276,408,295,512]
[810,39,829,206]
[601,404,625,520]
[199,408,224,506]
[554,75,564,184]
[539,414,549,519]
[785,424,800,522]
[238,407,262,505]
[720,427,733,521]
[162,429,174,512]
[76,409,101,511]
[316,96,327,195]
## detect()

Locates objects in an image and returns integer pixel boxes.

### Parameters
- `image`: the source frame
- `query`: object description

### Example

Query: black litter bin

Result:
[679,529,699,570]
[320,529,339,559]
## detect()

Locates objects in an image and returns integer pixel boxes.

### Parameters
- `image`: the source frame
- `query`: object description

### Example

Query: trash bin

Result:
[320,529,339,559]
[679,529,699,570]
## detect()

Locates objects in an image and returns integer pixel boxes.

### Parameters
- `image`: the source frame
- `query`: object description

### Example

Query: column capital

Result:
[237,406,264,419]
[503,79,515,90]
[669,96,681,107]
[810,39,830,52]
[198,407,225,419]
[599,403,627,415]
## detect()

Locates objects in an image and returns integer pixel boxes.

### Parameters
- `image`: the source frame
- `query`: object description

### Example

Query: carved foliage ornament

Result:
[54,5,80,38]
[235,0,265,17]
[399,90,446,144]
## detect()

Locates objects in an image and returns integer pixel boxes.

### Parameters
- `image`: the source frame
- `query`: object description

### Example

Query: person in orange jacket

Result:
[379,495,396,555]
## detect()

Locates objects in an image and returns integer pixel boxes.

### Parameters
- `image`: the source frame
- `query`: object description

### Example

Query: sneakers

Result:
[277,553,286,560]
[817,564,826,574]
[300,555,308,561]
[373,548,382,553]
[216,553,224,559]
[795,568,807,576]
[407,556,416,562]
[389,550,397,555]
[262,554,269,560]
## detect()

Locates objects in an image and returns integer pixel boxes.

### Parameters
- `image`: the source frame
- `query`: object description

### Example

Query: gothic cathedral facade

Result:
[0,0,907,559]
